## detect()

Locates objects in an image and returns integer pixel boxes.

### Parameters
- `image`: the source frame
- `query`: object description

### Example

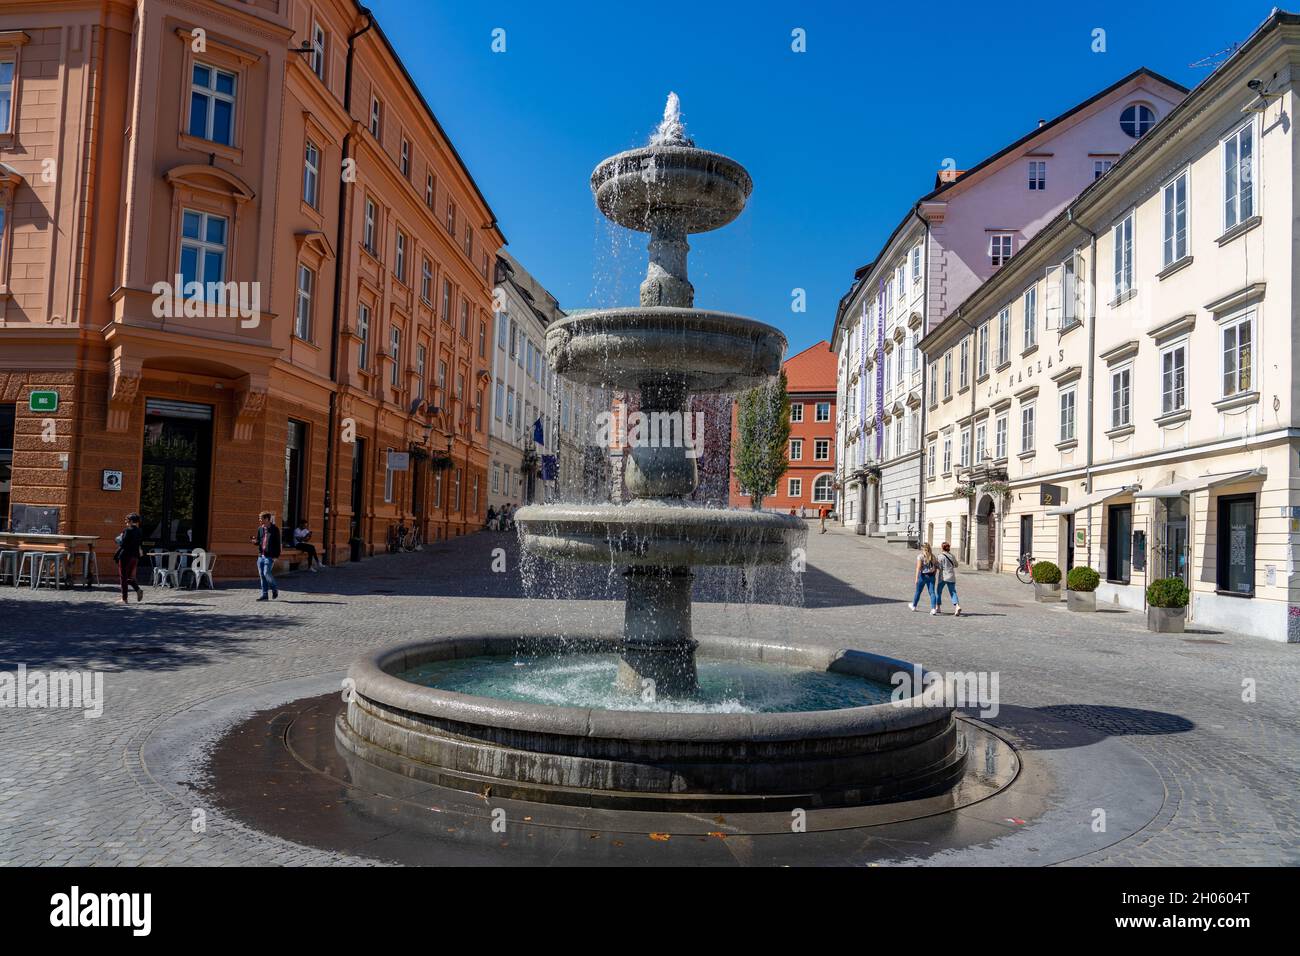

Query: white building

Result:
[920,9,1300,642]
[832,69,1186,541]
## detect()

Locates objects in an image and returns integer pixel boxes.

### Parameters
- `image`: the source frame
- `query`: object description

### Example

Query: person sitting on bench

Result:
[292,519,322,572]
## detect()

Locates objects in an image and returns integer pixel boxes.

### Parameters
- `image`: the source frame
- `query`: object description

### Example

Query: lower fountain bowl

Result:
[336,635,967,811]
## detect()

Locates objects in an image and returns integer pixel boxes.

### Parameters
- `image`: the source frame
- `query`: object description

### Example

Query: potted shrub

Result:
[1146,578,1189,633]
[1031,560,1062,602]
[1066,565,1099,611]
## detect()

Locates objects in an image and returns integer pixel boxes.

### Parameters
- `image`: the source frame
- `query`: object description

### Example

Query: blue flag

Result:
[533,417,544,445]
[541,455,559,481]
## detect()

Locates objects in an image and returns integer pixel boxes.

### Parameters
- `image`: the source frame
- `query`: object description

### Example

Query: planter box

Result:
[1067,589,1096,612]
[1147,605,1186,633]
[1033,582,1061,603]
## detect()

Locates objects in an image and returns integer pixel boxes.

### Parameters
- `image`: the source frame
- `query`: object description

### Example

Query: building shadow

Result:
[977,702,1195,752]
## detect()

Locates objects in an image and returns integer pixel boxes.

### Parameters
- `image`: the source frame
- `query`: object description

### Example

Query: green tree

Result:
[734,370,791,510]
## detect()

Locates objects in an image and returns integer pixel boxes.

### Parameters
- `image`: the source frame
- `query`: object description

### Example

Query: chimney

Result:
[1038,118,1046,127]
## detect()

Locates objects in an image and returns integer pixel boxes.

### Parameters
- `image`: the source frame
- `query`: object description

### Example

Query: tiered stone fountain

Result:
[337,97,966,810]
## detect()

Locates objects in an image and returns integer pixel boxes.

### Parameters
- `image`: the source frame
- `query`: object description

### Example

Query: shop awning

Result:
[1045,485,1139,516]
[1134,468,1266,498]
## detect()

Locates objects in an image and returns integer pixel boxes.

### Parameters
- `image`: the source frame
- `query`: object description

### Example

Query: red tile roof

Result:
[784,340,836,394]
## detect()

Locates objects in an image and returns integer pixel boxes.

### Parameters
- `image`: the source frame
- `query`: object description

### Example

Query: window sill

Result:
[1058,319,1082,336]
[1105,423,1135,440]
[292,334,321,352]
[178,133,242,164]
[1154,408,1191,428]
[1021,344,1039,358]
[1017,450,1036,461]
[1213,390,1259,413]
[995,360,1012,373]
[976,373,990,385]
[1214,588,1255,599]
[1055,439,1078,452]
[1109,288,1138,308]
[1216,215,1261,247]
[1157,255,1193,281]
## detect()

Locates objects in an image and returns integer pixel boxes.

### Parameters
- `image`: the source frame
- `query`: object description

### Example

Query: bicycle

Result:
[1015,553,1035,584]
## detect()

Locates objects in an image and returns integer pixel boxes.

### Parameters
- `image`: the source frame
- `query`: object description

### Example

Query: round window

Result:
[1120,104,1156,138]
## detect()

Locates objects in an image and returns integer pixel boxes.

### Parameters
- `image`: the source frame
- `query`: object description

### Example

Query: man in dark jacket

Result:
[252,511,281,601]
[114,512,145,604]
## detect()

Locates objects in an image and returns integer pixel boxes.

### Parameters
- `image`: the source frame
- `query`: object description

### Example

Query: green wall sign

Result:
[29,390,59,413]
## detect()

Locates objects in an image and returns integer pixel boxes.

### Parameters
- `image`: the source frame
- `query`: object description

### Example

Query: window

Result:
[303,140,320,208]
[1020,403,1035,453]
[1107,504,1133,583]
[1111,366,1132,428]
[790,403,804,423]
[1093,158,1115,179]
[990,234,1012,266]
[1113,212,1134,298]
[310,22,327,81]
[179,210,227,296]
[453,467,462,513]
[1028,160,1046,190]
[814,438,830,461]
[996,308,1010,366]
[425,173,435,208]
[927,442,936,478]
[294,264,314,340]
[357,304,370,369]
[463,223,473,258]
[495,381,504,420]
[506,388,514,426]
[509,320,518,357]
[394,230,406,282]
[942,435,952,473]
[421,258,432,303]
[400,138,410,178]
[437,360,447,397]
[369,96,381,139]
[1223,121,1255,231]
[790,438,802,461]
[1120,103,1156,138]
[994,413,1007,459]
[1222,311,1254,397]
[1161,343,1187,414]
[815,402,830,422]
[1023,287,1037,351]
[390,327,401,387]
[0,61,14,134]
[1217,494,1256,595]
[910,246,922,286]
[476,391,484,431]
[460,298,470,337]
[944,350,953,397]
[1162,170,1188,266]
[189,64,236,145]
[976,323,989,378]
[1059,386,1077,442]
[363,199,377,254]
[492,463,500,494]
[974,423,986,463]
[958,426,970,467]
[384,447,394,503]
[813,475,834,503]
[497,314,508,349]
[479,321,487,358]
[788,477,802,499]
[446,199,456,236]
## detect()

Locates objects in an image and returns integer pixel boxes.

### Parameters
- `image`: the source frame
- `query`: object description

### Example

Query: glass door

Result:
[1163,496,1189,583]
[1106,504,1132,583]
[140,409,212,551]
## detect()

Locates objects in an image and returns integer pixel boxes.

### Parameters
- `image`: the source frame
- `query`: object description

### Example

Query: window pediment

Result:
[164,164,255,203]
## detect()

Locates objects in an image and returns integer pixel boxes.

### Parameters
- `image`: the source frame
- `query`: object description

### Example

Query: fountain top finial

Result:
[650,92,694,147]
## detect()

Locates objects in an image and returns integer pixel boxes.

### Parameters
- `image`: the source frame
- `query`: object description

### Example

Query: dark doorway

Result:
[350,438,366,542]
[1216,494,1256,595]
[1162,496,1189,583]
[1019,514,1034,563]
[1065,514,1076,571]
[140,401,212,551]
[1106,503,1132,583]
[283,420,307,531]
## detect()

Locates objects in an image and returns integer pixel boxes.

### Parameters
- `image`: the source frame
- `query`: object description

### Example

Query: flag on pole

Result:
[533,417,544,446]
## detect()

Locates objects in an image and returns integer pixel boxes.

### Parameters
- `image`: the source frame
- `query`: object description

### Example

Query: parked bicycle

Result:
[386,522,422,553]
[1015,553,1036,584]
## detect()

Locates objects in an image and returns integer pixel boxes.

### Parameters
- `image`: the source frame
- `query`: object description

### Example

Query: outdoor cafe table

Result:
[0,533,101,589]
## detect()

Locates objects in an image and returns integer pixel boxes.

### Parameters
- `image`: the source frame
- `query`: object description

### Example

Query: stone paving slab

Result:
[0,528,1296,865]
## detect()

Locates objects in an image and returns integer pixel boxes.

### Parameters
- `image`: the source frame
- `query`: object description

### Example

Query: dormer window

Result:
[1120,103,1155,139]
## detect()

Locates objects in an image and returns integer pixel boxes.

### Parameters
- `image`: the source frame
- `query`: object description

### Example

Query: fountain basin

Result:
[592,145,752,233]
[515,502,803,566]
[545,307,787,394]
[336,635,967,810]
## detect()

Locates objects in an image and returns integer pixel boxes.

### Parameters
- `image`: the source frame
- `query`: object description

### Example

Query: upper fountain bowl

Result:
[591,145,752,234]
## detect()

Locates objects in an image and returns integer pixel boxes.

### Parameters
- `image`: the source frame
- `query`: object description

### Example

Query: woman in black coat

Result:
[114,513,144,604]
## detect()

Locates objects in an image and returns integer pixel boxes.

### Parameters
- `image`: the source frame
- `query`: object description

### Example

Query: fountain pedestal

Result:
[617,566,698,696]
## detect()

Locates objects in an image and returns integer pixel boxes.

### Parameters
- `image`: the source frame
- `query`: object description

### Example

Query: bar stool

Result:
[33,552,70,590]
[15,551,39,587]
[72,549,100,587]
[0,550,18,586]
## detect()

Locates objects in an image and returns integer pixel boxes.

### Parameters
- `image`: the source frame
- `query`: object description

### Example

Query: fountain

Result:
[336,96,966,809]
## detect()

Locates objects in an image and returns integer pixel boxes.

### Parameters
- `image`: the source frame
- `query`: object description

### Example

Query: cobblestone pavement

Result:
[0,526,1296,866]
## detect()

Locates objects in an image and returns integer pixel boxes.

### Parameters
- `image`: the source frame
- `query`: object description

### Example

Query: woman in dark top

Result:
[114,512,144,604]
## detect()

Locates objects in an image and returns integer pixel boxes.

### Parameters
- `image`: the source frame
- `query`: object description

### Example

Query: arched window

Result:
[813,474,834,503]
[1120,103,1156,138]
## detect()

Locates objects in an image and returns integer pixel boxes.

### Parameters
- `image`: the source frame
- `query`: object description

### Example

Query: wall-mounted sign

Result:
[1040,483,1063,507]
[102,470,123,492]
[1075,527,1088,549]
[29,390,58,413]
[387,452,410,472]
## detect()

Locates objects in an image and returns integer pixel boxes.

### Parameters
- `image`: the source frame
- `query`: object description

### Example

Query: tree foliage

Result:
[734,370,791,510]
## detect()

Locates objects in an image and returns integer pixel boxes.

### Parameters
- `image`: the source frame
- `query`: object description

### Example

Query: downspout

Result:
[322,8,375,564]
[1065,205,1098,568]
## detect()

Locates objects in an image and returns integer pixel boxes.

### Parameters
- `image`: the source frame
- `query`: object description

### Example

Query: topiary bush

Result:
[1146,577,1189,608]
[1031,560,1061,585]
[1066,566,1100,592]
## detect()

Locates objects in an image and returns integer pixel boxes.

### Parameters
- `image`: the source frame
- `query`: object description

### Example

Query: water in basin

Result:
[397,654,893,714]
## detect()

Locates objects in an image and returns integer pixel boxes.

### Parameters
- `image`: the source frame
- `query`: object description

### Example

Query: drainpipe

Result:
[322,8,375,565]
[1065,206,1098,568]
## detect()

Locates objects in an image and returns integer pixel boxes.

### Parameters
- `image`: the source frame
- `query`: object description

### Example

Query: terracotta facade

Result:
[0,0,503,571]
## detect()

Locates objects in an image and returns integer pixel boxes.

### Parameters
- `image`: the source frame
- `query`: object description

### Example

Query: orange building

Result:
[729,341,837,514]
[0,0,503,570]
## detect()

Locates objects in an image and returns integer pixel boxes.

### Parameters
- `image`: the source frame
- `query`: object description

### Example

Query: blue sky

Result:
[371,0,1274,355]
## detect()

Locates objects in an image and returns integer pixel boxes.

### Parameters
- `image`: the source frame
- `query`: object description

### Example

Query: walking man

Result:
[252,511,281,601]
[936,541,962,616]
[113,512,144,605]
[819,505,828,534]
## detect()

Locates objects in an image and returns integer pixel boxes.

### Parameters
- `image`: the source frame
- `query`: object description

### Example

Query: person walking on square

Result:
[113,512,144,605]
[819,505,828,534]
[936,541,962,616]
[251,511,281,601]
[909,542,939,614]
